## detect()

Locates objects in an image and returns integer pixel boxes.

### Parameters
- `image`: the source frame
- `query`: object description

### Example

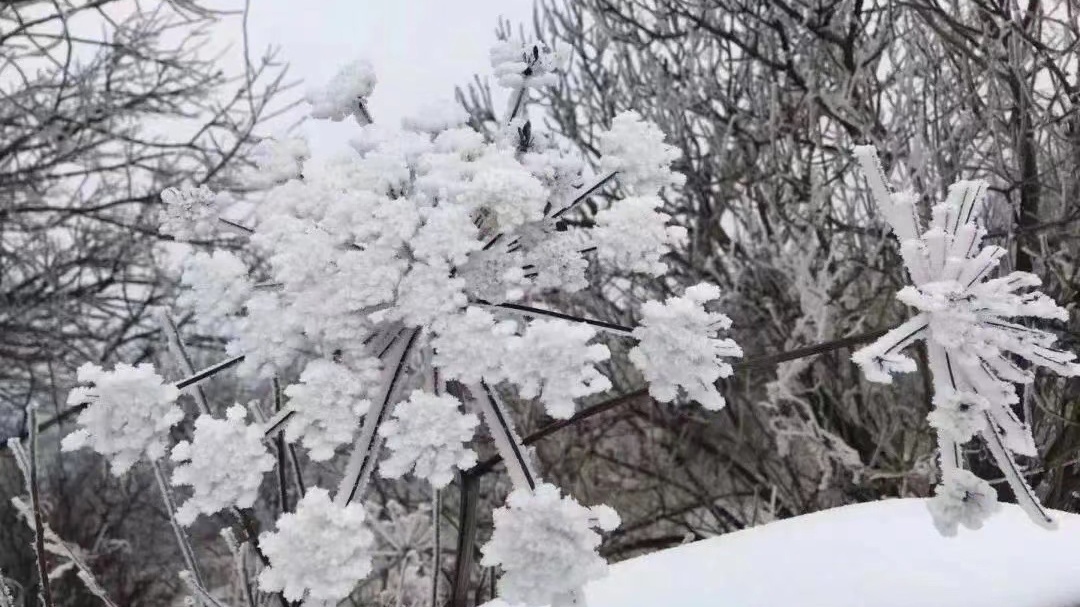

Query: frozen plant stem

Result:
[472,381,538,490]
[477,301,635,336]
[152,460,207,589]
[336,328,421,506]
[22,408,54,607]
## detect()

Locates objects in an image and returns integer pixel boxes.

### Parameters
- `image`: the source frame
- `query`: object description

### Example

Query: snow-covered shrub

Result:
[851,147,1080,532]
[51,33,747,607]
[61,363,183,475]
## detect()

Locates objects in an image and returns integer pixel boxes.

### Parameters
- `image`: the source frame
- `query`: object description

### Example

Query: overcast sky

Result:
[246,0,535,158]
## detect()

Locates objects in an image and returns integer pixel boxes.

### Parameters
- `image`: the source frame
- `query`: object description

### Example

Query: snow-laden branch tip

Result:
[481,483,619,607]
[62,363,183,476]
[258,488,375,603]
[630,283,743,410]
[850,146,1079,532]
[378,390,479,488]
[170,405,275,526]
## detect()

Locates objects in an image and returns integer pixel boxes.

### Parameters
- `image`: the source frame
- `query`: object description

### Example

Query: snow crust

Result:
[483,499,1080,607]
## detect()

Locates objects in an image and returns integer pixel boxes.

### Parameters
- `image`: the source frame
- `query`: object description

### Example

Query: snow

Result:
[483,499,1080,607]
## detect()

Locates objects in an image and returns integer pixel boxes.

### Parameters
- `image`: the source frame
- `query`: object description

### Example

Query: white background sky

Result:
[246,0,535,157]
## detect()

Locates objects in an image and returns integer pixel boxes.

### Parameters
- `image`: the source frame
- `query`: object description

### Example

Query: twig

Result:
[11,408,55,607]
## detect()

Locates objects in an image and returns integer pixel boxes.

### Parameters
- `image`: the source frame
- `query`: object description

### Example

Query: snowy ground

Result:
[485,498,1080,607]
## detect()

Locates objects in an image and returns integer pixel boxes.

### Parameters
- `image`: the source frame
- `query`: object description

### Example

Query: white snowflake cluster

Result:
[481,483,620,607]
[593,195,687,276]
[378,390,479,488]
[926,469,1001,537]
[258,488,375,603]
[503,320,613,419]
[851,146,1079,531]
[283,358,380,461]
[305,58,376,122]
[177,250,252,329]
[159,185,231,241]
[630,283,743,410]
[170,405,275,525]
[62,363,182,475]
[597,111,685,195]
[245,137,310,187]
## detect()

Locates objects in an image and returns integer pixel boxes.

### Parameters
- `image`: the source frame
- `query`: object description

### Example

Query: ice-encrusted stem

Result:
[151,460,206,589]
[335,328,421,506]
[470,381,538,490]
[981,411,1056,529]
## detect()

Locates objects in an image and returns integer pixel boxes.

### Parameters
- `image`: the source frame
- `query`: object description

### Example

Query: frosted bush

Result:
[490,38,564,89]
[258,488,375,603]
[61,363,182,475]
[379,390,479,488]
[170,405,275,525]
[481,483,619,607]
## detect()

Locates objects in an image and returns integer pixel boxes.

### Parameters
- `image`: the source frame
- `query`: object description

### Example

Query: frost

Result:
[630,284,742,410]
[592,195,687,276]
[481,483,619,607]
[401,100,468,134]
[411,204,482,266]
[159,185,228,241]
[851,149,1079,530]
[431,307,517,385]
[379,390,479,488]
[170,405,274,525]
[61,363,182,475]
[377,262,468,330]
[177,250,251,327]
[927,469,1001,536]
[927,389,989,444]
[258,487,375,603]
[284,358,380,461]
[458,149,549,231]
[246,137,310,187]
[306,59,376,122]
[503,320,612,419]
[598,112,685,195]
[490,38,564,90]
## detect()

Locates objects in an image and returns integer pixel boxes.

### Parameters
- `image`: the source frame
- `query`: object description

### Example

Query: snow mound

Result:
[484,498,1080,607]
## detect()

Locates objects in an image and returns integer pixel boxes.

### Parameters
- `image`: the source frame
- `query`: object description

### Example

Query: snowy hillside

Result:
[485,498,1080,607]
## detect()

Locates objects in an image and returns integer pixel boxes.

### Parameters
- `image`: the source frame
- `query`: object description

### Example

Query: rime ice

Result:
[379,390,479,488]
[61,363,183,475]
[170,404,275,525]
[481,483,620,607]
